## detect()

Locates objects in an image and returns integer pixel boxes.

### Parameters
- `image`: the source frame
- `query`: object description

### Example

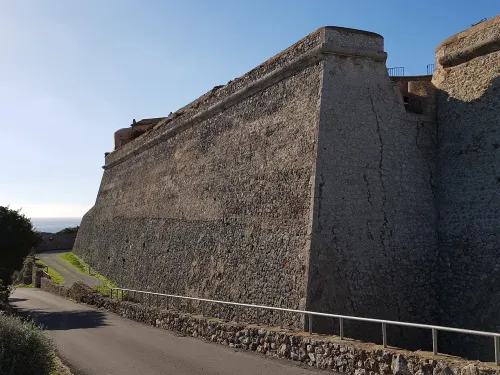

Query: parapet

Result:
[435,15,500,68]
[104,26,386,169]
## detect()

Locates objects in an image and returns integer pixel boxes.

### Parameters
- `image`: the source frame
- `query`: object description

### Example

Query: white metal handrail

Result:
[110,287,500,365]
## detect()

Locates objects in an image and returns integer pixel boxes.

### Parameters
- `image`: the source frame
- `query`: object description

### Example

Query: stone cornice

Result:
[435,15,500,68]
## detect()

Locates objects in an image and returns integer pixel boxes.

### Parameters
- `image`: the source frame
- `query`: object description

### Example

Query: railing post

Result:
[166,296,169,310]
[340,318,344,340]
[110,289,113,298]
[256,309,260,325]
[308,314,313,334]
[235,305,240,323]
[156,294,159,309]
[121,289,124,301]
[382,323,387,348]
[201,301,205,316]
[494,336,500,366]
[432,328,438,355]
[279,310,283,329]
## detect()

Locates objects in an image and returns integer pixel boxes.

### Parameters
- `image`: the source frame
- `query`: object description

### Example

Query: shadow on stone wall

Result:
[436,76,500,361]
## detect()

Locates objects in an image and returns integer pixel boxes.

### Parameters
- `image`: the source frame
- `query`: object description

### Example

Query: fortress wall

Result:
[74,46,326,328]
[308,52,439,344]
[103,28,325,170]
[433,15,500,345]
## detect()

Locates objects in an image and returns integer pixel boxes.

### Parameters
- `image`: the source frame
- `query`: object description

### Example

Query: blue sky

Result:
[1,0,498,218]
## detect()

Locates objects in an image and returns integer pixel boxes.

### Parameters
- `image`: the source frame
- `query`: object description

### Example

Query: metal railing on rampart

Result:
[110,287,500,365]
[427,64,435,75]
[387,67,404,76]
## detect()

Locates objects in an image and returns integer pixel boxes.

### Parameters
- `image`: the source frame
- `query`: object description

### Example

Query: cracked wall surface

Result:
[74,18,500,360]
[307,53,438,347]
[75,26,441,338]
[432,15,500,359]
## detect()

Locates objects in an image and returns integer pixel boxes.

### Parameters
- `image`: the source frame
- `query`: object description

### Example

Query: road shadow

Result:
[13,307,109,331]
[8,298,27,303]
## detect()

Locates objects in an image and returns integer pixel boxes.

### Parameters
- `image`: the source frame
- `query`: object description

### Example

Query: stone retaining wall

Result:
[39,279,499,375]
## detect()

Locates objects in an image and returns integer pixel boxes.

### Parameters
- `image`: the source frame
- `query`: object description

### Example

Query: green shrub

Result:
[56,226,79,234]
[0,281,8,305]
[0,314,56,375]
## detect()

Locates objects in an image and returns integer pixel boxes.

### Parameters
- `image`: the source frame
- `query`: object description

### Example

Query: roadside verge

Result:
[38,278,499,375]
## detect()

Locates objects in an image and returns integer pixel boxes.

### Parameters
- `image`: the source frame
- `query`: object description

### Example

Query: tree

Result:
[0,206,40,285]
[57,226,79,234]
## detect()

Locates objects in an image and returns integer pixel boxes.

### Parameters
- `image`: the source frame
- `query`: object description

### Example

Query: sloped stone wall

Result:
[74,42,325,328]
[432,15,500,359]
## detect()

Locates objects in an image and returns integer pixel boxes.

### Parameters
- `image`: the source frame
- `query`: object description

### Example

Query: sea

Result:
[31,218,82,233]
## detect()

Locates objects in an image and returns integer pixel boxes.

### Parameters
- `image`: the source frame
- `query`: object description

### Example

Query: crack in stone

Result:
[415,122,437,203]
[369,89,401,320]
[316,171,325,232]
[363,173,373,207]
[368,90,390,258]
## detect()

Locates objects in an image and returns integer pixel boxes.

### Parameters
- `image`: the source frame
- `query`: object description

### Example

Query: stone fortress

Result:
[74,16,500,359]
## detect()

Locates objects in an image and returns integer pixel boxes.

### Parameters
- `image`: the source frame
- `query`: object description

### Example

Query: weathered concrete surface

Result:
[432,15,500,359]
[36,280,500,375]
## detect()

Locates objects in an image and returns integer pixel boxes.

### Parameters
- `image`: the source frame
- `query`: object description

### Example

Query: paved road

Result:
[37,250,100,287]
[10,289,327,375]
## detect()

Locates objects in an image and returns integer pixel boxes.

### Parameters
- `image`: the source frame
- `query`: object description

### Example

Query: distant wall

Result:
[433,15,500,359]
[35,232,77,252]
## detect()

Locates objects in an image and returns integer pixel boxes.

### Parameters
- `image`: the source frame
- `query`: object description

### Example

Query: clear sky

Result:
[1,0,498,218]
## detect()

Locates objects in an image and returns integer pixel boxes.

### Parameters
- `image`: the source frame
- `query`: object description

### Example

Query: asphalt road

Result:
[10,289,327,375]
[37,250,100,287]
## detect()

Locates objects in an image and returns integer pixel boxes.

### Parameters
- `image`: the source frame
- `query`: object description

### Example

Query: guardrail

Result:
[387,67,405,76]
[110,287,500,365]
[427,63,435,75]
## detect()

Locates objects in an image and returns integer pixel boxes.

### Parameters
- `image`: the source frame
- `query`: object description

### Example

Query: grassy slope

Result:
[58,253,116,295]
[35,259,64,285]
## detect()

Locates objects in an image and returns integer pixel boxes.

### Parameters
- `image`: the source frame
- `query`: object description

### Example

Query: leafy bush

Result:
[0,281,8,305]
[0,206,40,285]
[56,226,79,234]
[0,281,9,312]
[0,314,56,375]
